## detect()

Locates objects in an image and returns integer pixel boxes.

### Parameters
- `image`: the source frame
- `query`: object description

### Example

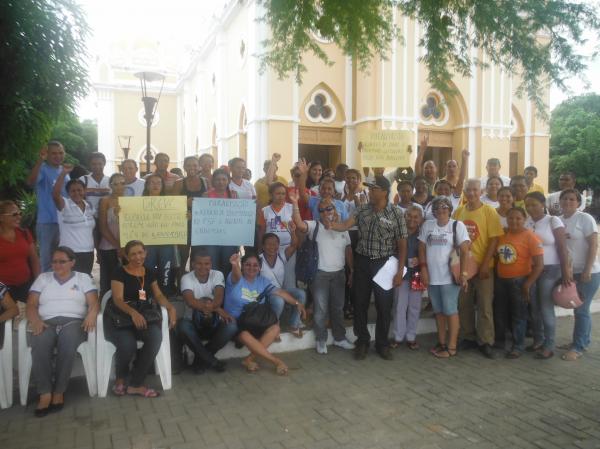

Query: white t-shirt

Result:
[525,215,564,265]
[180,270,225,319]
[306,221,350,272]
[124,178,145,197]
[334,180,346,196]
[79,174,111,215]
[260,249,288,288]
[560,211,600,274]
[418,219,470,285]
[480,174,511,191]
[229,179,256,199]
[261,203,293,247]
[546,190,586,215]
[57,198,95,252]
[423,196,460,221]
[30,272,96,320]
[480,194,499,209]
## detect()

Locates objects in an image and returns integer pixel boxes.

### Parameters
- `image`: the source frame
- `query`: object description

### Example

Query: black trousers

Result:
[353,253,394,349]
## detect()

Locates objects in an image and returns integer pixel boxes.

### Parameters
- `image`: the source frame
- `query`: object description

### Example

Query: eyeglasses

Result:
[51,259,71,264]
[1,211,22,217]
[318,206,335,213]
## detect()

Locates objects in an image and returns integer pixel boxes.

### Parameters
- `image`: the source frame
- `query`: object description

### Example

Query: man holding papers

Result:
[326,176,407,361]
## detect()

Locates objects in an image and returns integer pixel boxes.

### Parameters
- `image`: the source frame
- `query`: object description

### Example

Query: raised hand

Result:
[461,149,470,160]
[420,134,429,151]
[39,147,48,161]
[62,163,74,174]
[272,153,281,163]
[288,189,299,204]
[229,252,240,266]
[297,158,308,174]
[287,220,296,233]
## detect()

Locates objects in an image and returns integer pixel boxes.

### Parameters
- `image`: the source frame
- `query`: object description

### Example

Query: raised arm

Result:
[456,149,469,194]
[328,215,356,232]
[288,190,308,233]
[52,165,73,211]
[26,147,46,187]
[296,158,310,205]
[229,253,242,284]
[285,220,299,259]
[265,153,281,185]
[414,135,428,177]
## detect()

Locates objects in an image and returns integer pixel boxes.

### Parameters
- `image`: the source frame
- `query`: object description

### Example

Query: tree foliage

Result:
[549,93,600,190]
[0,0,89,189]
[50,114,98,168]
[259,0,600,116]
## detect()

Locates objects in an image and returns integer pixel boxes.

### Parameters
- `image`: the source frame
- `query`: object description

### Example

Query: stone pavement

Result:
[2,314,600,449]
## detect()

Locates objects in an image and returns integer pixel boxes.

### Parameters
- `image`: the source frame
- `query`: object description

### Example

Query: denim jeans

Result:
[572,272,600,352]
[145,245,176,293]
[428,284,461,316]
[496,277,528,352]
[310,270,346,343]
[177,317,237,366]
[31,317,85,395]
[104,319,162,387]
[530,264,561,351]
[36,222,59,272]
[267,287,306,329]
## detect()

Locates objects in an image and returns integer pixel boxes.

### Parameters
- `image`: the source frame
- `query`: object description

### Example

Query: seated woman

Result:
[0,282,19,347]
[26,246,98,417]
[106,240,177,398]
[225,253,306,375]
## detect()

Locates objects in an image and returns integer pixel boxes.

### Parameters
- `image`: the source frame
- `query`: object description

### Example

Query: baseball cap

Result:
[363,175,391,191]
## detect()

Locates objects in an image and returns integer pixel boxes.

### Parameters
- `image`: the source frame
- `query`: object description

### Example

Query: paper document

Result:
[373,256,406,291]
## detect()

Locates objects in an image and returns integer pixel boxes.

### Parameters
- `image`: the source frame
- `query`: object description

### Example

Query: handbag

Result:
[237,293,277,335]
[105,299,162,329]
[449,220,479,284]
[552,283,583,309]
[295,222,319,284]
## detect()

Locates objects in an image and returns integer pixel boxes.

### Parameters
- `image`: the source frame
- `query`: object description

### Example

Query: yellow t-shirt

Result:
[453,203,504,267]
[254,175,288,209]
[528,183,545,194]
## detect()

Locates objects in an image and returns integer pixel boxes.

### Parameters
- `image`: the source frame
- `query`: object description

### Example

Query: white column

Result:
[96,88,116,175]
[215,32,228,166]
[344,56,357,167]
[292,81,299,162]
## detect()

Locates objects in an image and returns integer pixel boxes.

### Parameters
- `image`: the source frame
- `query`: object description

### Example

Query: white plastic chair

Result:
[18,317,97,406]
[0,319,13,408]
[96,291,171,398]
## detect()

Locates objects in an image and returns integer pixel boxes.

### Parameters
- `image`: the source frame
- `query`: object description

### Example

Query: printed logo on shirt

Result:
[267,216,288,232]
[241,287,260,302]
[463,219,480,243]
[427,232,450,246]
[497,243,517,265]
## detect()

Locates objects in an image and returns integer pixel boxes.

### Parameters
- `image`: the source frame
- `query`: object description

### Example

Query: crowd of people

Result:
[1,137,598,417]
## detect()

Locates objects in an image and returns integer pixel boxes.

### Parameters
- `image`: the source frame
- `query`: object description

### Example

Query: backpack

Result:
[295,222,320,284]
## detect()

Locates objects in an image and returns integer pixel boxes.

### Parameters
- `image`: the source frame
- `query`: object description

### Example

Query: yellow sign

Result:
[118,196,188,246]
[358,130,412,167]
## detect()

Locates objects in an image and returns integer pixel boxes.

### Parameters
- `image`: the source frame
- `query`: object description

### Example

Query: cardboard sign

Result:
[191,198,256,246]
[358,130,412,167]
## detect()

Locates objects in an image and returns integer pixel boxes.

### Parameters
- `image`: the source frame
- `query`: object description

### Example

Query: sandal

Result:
[276,363,288,376]
[127,387,160,398]
[242,358,260,373]
[561,350,582,361]
[112,383,127,397]
[557,342,573,350]
[526,343,543,352]
[534,350,554,360]
[429,342,445,354]
[289,327,304,339]
[389,341,401,349]
[433,346,457,358]
[505,350,521,359]
[407,341,420,351]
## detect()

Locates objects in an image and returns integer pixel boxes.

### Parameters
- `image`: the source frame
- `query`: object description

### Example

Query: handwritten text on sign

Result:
[358,130,412,167]
[191,198,256,246]
[118,196,187,245]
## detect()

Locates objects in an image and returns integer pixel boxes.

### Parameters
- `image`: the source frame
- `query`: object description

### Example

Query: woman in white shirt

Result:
[419,196,470,358]
[559,189,600,361]
[26,246,98,417]
[496,186,514,230]
[524,192,572,359]
[52,165,96,275]
[423,180,460,221]
[481,176,503,208]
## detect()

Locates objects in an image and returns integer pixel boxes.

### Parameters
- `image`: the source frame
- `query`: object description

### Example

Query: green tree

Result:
[549,93,600,191]
[259,0,599,116]
[0,0,89,188]
[50,114,98,168]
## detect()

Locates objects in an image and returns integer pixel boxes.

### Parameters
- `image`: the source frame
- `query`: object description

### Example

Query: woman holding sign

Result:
[142,175,177,295]
[201,168,240,277]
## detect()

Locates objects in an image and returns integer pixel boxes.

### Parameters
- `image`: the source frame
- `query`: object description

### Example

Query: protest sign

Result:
[118,196,187,245]
[191,198,256,246]
[358,130,412,167]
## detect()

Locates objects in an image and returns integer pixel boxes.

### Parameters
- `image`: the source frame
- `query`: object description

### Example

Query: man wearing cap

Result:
[326,175,408,360]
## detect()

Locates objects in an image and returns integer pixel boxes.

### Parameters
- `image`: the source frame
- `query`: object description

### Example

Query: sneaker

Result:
[333,339,355,350]
[316,341,328,354]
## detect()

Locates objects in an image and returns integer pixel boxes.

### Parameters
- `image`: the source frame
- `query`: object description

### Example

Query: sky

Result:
[76,0,599,120]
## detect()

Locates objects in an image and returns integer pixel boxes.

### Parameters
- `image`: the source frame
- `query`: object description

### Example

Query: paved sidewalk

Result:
[2,313,600,449]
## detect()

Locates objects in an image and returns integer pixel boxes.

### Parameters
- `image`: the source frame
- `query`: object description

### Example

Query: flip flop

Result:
[112,383,127,397]
[127,387,160,398]
[406,341,420,351]
[561,350,582,361]
[242,359,260,373]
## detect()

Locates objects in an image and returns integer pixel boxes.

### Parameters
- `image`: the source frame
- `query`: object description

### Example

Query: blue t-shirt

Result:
[224,273,276,319]
[36,164,68,224]
[308,197,348,222]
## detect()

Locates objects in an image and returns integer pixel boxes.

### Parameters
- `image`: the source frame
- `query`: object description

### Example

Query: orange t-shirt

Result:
[496,229,543,278]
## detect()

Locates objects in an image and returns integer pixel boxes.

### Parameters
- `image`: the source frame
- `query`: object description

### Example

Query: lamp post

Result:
[134,71,165,175]
[117,135,132,173]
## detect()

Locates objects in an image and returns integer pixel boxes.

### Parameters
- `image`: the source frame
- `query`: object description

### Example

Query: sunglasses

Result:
[318,206,335,213]
[1,211,22,217]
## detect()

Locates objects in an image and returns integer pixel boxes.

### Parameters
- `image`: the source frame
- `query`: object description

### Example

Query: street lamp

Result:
[134,71,165,175]
[117,135,132,160]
